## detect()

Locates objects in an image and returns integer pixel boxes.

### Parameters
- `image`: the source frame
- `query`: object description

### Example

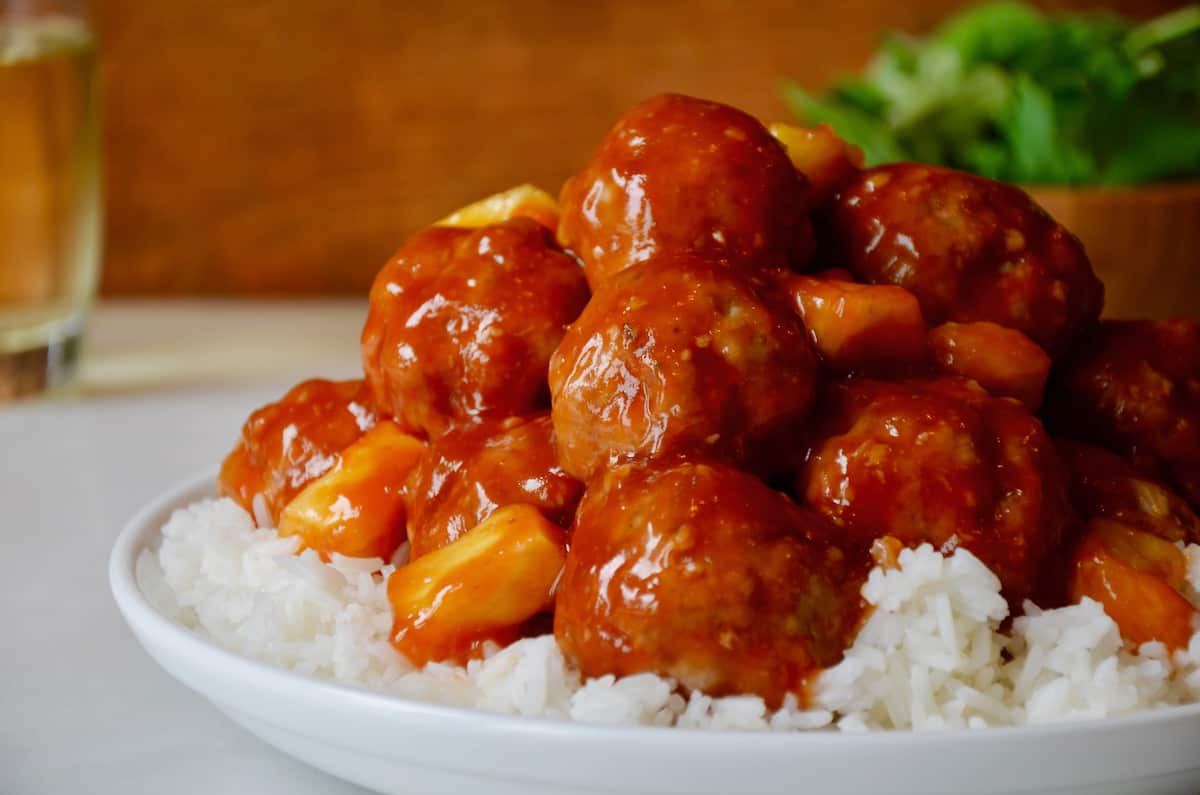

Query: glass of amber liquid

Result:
[0,0,98,400]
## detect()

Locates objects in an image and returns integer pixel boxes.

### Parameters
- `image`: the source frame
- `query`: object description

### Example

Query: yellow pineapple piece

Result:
[768,122,863,205]
[387,504,566,664]
[436,183,560,230]
[277,421,425,560]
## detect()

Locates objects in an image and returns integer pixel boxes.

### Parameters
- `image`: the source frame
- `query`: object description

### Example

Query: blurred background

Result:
[93,0,1180,298]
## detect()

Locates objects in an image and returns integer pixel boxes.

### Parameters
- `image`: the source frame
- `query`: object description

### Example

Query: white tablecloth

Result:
[1,300,376,794]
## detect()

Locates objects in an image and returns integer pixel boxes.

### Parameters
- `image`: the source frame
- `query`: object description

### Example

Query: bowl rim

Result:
[109,468,1200,749]
[1022,180,1200,199]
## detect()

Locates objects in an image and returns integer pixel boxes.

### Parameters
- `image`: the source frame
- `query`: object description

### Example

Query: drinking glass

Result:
[0,0,99,400]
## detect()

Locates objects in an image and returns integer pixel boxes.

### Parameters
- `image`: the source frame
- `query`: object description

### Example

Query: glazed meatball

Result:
[1056,439,1199,544]
[218,379,377,523]
[558,93,813,289]
[549,255,820,481]
[824,164,1103,358]
[554,460,866,707]
[1045,319,1200,508]
[361,217,590,438]
[799,377,1073,606]
[405,413,583,559]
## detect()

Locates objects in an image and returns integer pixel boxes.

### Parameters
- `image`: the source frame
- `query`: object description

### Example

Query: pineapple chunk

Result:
[785,275,927,374]
[387,504,566,665]
[436,184,560,230]
[277,421,425,560]
[1070,519,1197,650]
[768,123,863,206]
[928,321,1051,410]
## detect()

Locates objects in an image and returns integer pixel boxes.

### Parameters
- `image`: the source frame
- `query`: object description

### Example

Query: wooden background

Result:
[93,0,1177,296]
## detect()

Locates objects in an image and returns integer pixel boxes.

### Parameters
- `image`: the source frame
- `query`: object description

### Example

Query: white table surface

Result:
[1,300,377,794]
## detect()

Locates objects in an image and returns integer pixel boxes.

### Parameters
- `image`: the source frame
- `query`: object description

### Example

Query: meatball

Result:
[1045,319,1200,508]
[558,93,813,289]
[361,217,590,438]
[218,379,377,523]
[799,377,1073,605]
[549,256,820,481]
[824,164,1103,358]
[405,413,583,559]
[554,460,866,707]
[1056,439,1199,544]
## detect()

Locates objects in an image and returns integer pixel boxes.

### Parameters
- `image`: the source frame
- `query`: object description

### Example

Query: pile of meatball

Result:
[220,94,1200,708]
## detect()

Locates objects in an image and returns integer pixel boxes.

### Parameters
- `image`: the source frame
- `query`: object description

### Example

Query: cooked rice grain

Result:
[136,498,1200,731]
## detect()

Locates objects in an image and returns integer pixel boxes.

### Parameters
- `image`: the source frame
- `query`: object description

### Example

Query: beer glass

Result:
[0,0,99,399]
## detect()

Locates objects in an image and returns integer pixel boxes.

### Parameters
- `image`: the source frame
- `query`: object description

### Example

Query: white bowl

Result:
[110,473,1200,795]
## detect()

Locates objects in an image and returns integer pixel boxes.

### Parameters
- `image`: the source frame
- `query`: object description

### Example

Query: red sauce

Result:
[927,321,1050,410]
[405,413,583,559]
[1045,319,1200,509]
[823,164,1103,358]
[558,93,813,290]
[1057,439,1200,544]
[549,254,819,480]
[1069,520,1197,651]
[554,460,868,708]
[218,378,377,523]
[781,272,928,376]
[799,376,1074,607]
[214,94,1200,699]
[361,217,590,439]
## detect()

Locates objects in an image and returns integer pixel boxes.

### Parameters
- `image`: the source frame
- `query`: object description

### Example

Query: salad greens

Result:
[783,2,1200,185]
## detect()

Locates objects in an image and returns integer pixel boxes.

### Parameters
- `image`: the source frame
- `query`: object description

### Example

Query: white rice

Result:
[136,498,1200,731]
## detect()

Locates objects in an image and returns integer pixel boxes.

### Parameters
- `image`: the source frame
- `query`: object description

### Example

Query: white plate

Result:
[110,472,1200,795]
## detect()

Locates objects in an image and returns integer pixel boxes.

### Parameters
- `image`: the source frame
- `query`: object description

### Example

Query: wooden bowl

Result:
[1026,182,1200,320]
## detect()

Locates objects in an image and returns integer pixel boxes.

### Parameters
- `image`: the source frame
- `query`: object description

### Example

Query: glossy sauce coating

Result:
[927,321,1050,410]
[405,413,583,559]
[781,273,928,376]
[1057,439,1200,545]
[1045,319,1200,509]
[361,217,590,439]
[1058,439,1200,648]
[215,96,1200,697]
[549,255,819,481]
[218,378,377,523]
[1069,519,1197,651]
[824,164,1103,358]
[800,377,1074,606]
[767,122,864,209]
[558,93,813,289]
[277,421,425,560]
[554,460,866,708]
[389,504,567,665]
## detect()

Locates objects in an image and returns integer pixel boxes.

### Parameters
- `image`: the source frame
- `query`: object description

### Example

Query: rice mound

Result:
[136,498,1200,730]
